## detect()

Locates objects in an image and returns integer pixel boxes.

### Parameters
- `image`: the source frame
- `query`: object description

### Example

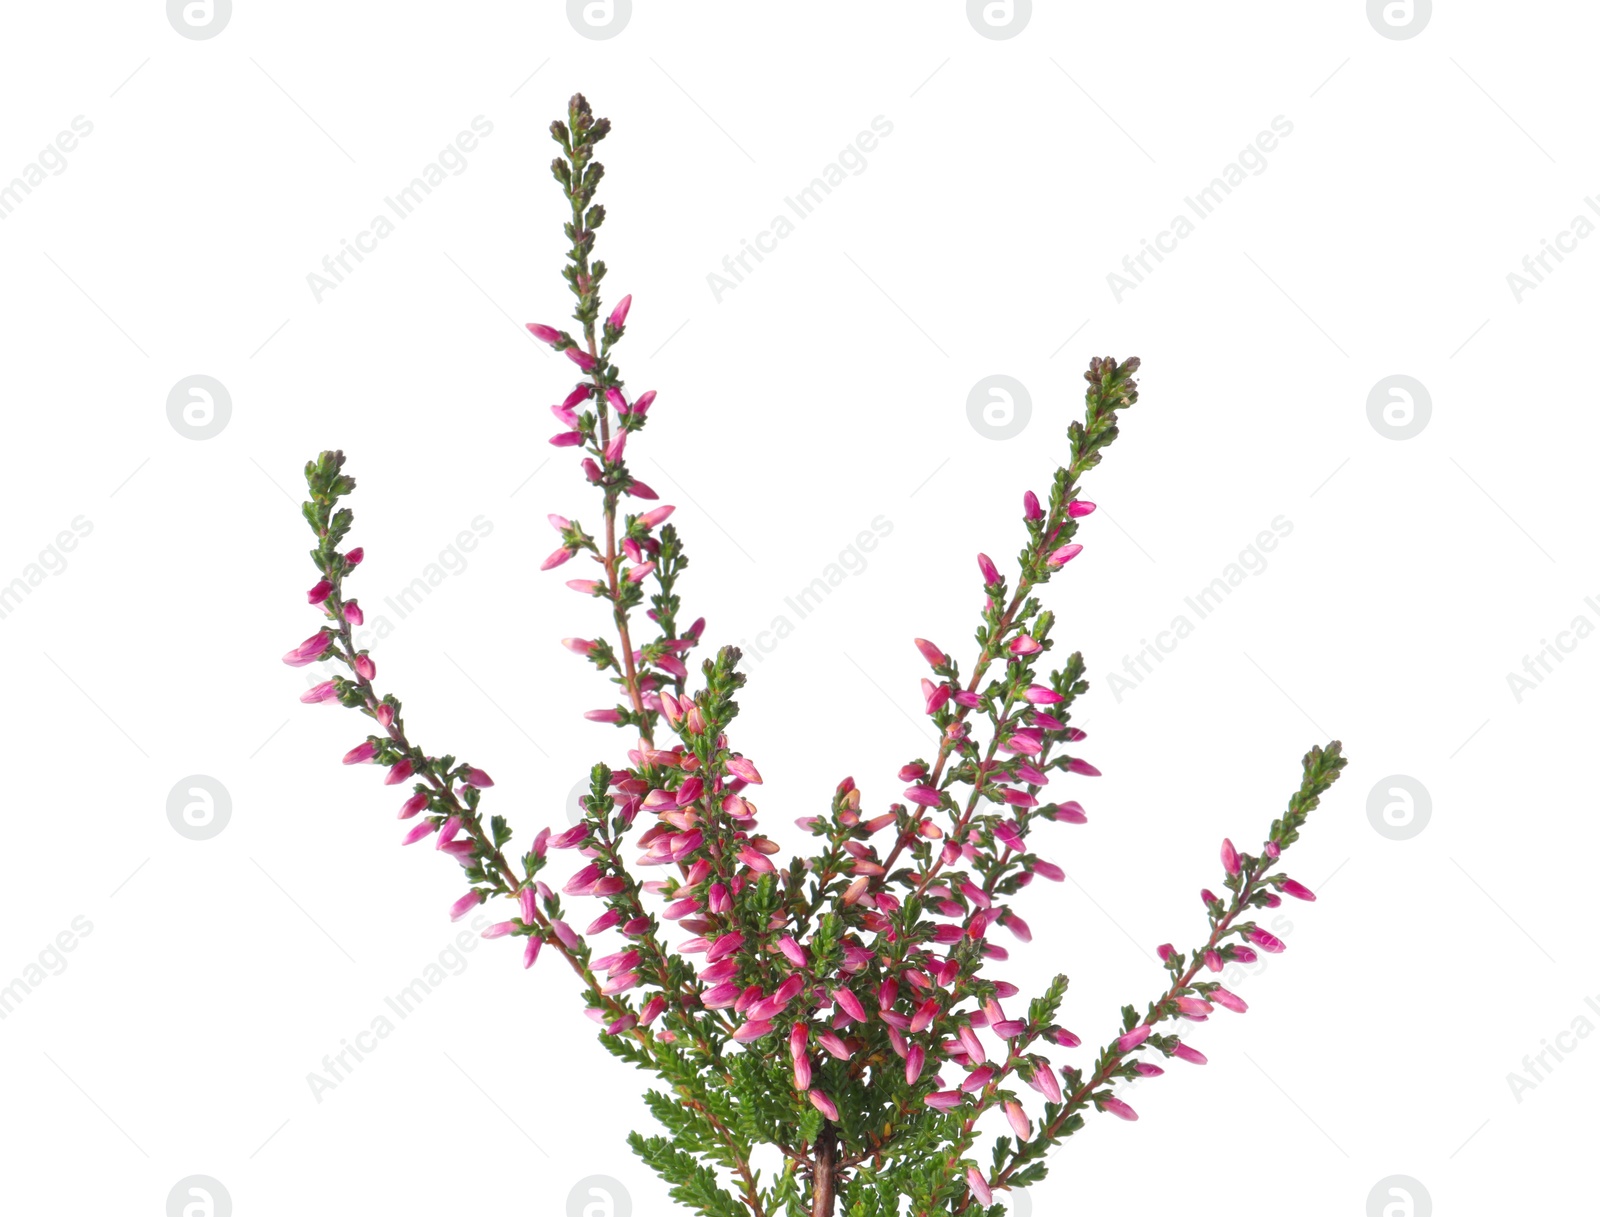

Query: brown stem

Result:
[810,1124,839,1217]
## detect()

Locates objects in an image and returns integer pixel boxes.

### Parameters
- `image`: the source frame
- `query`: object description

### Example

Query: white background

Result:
[1,2,1594,1214]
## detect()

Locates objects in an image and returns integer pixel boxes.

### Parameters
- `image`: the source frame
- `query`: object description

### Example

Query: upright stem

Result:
[811,1124,838,1217]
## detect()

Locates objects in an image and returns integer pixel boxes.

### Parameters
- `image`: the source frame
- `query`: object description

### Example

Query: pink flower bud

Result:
[352,654,376,681]
[523,935,543,968]
[282,631,332,667]
[1281,878,1316,902]
[1173,1042,1207,1065]
[1047,542,1083,567]
[1066,757,1100,776]
[732,1019,773,1043]
[904,785,943,808]
[1023,490,1043,521]
[384,758,414,786]
[565,347,596,371]
[481,921,516,939]
[833,988,867,1022]
[1005,1099,1031,1141]
[1068,500,1096,518]
[526,322,562,345]
[914,637,946,666]
[924,1090,962,1111]
[401,820,437,846]
[343,740,377,765]
[541,546,575,570]
[1157,943,1176,964]
[1100,1096,1139,1120]
[1117,1025,1151,1053]
[300,681,338,704]
[307,579,333,604]
[966,1169,992,1206]
[1248,928,1286,953]
[640,505,675,528]
[449,890,482,921]
[1174,996,1213,1017]
[778,936,808,968]
[1212,987,1248,1013]
[608,295,632,329]
[977,553,1001,585]
[726,757,762,784]
[343,600,364,626]
[807,1089,838,1120]
[463,768,494,788]
[398,792,429,819]
[1221,838,1240,876]
[344,547,364,566]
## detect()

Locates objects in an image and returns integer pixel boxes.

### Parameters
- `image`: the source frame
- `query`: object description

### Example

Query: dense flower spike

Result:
[282,95,1346,1217]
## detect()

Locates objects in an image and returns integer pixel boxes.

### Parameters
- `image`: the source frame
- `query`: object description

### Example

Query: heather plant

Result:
[284,94,1346,1217]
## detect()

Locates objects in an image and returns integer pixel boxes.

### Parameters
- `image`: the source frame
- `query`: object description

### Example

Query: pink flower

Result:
[966,1169,992,1206]
[352,654,376,681]
[777,936,807,967]
[807,1090,838,1121]
[726,757,762,784]
[608,294,632,329]
[448,890,482,921]
[541,546,575,570]
[384,759,414,786]
[307,578,333,604]
[526,322,562,345]
[904,785,943,808]
[344,547,364,566]
[833,988,867,1022]
[640,505,675,528]
[1212,987,1248,1014]
[1047,542,1083,567]
[1005,1099,1031,1141]
[1117,1025,1151,1053]
[732,1019,773,1043]
[585,709,623,723]
[924,1090,962,1111]
[1173,1042,1208,1065]
[1281,878,1316,902]
[300,681,338,704]
[1023,490,1043,521]
[463,768,494,788]
[1175,995,1213,1017]
[632,390,657,415]
[1221,838,1240,876]
[977,553,1001,585]
[914,637,946,666]
[481,921,516,939]
[566,347,596,371]
[282,631,331,667]
[1068,500,1096,518]
[398,793,429,819]
[523,936,543,968]
[1066,757,1100,776]
[1249,927,1286,953]
[1100,1096,1138,1121]
[343,740,377,765]
[905,1043,926,1083]
[343,600,364,626]
[401,821,437,846]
